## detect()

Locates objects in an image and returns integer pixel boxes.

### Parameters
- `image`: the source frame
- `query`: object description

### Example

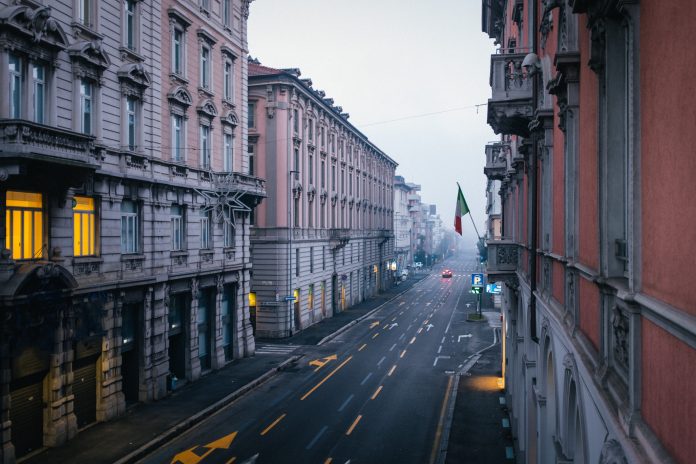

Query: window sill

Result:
[169,73,189,85]
[72,256,103,265]
[70,21,103,40]
[198,86,215,98]
[121,254,145,261]
[119,46,145,63]
[170,250,188,258]
[199,249,214,255]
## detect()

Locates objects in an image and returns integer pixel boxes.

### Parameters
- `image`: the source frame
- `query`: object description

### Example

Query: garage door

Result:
[10,378,44,457]
[73,357,97,429]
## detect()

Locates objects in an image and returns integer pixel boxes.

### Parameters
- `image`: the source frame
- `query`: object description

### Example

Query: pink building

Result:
[248,61,397,338]
[483,1,696,463]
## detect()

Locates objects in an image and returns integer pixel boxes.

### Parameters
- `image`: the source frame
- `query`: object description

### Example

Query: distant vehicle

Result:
[400,269,409,277]
[442,269,453,278]
[414,262,423,269]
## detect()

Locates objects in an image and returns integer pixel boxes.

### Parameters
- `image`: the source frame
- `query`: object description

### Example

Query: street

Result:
[141,255,499,464]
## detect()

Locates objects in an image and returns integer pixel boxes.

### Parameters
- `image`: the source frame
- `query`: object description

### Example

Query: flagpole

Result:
[457,182,482,241]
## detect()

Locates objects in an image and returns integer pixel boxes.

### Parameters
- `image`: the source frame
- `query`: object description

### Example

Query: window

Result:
[172,114,184,161]
[80,80,92,135]
[295,248,300,276]
[322,246,326,270]
[310,247,314,273]
[200,125,211,169]
[171,205,184,251]
[308,119,314,142]
[224,216,235,248]
[221,284,235,361]
[332,165,336,191]
[248,102,256,128]
[120,200,138,254]
[331,134,335,153]
[349,173,353,195]
[126,97,137,150]
[309,154,314,185]
[223,60,233,101]
[321,126,325,148]
[224,133,233,172]
[172,29,183,75]
[198,289,212,370]
[9,54,21,119]
[5,191,43,260]
[294,148,300,180]
[124,0,136,51]
[223,0,231,28]
[79,0,92,27]
[341,169,345,193]
[73,196,96,256]
[248,143,255,175]
[32,64,45,124]
[200,209,211,249]
[308,284,314,311]
[200,0,210,12]
[293,109,299,134]
[200,45,210,89]
[294,195,300,228]
[321,160,326,188]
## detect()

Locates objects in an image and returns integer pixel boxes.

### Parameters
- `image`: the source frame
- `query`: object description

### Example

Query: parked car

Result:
[414,262,423,269]
[442,269,453,278]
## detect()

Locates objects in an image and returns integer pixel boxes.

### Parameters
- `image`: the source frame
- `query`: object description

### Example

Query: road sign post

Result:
[471,273,485,317]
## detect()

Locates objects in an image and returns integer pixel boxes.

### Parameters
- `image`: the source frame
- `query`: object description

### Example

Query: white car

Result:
[414,262,423,269]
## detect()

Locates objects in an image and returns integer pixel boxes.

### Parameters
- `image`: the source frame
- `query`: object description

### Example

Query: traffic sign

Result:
[471,273,484,287]
[471,287,482,294]
[284,295,296,301]
[486,283,502,294]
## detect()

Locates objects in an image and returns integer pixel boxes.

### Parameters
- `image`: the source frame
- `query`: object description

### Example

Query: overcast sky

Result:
[248,0,497,245]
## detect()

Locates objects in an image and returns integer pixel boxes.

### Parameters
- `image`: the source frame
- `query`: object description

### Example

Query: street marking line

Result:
[399,333,406,340]
[372,332,379,339]
[371,385,383,400]
[388,365,397,376]
[301,356,353,401]
[338,394,354,412]
[389,343,397,352]
[441,337,445,344]
[417,328,423,334]
[377,356,386,367]
[360,372,373,386]
[410,336,417,345]
[433,356,450,367]
[260,413,286,436]
[429,375,454,464]
[346,415,363,435]
[225,458,236,464]
[400,349,407,359]
[437,345,442,354]
[306,425,328,450]
[359,343,367,351]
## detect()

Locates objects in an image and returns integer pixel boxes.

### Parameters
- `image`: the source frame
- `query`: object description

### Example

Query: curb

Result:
[317,274,429,346]
[113,354,303,464]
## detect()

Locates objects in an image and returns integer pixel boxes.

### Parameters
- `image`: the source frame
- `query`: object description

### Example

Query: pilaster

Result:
[97,292,125,421]
[45,304,71,447]
[187,279,201,382]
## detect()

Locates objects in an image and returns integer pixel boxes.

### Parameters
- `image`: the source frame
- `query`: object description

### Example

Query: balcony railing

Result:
[0,119,99,168]
[487,50,534,137]
[214,172,267,198]
[329,228,350,250]
[483,142,508,180]
[486,238,518,285]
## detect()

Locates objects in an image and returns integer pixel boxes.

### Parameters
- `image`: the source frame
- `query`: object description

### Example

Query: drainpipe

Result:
[529,0,539,343]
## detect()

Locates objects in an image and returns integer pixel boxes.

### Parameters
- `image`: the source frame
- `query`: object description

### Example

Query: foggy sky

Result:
[248,0,497,246]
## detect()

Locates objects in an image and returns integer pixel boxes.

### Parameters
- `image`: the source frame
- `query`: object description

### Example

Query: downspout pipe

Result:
[529,0,539,343]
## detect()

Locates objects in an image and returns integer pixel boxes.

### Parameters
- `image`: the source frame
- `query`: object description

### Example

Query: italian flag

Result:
[454,183,470,236]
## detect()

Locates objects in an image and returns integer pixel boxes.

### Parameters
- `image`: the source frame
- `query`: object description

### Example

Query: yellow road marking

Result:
[400,349,407,359]
[346,415,363,435]
[225,458,236,464]
[371,385,383,400]
[358,343,367,351]
[301,356,353,400]
[260,413,286,436]
[370,321,379,329]
[324,459,333,464]
[429,376,454,464]
[309,354,338,371]
[372,332,379,339]
[170,432,238,464]
[388,365,397,376]
[410,336,416,344]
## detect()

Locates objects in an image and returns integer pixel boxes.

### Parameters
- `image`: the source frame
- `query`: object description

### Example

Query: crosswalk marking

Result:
[255,344,298,355]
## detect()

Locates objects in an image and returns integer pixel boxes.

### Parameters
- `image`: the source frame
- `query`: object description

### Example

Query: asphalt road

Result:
[140,254,496,464]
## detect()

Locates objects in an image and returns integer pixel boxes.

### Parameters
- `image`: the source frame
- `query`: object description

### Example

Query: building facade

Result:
[248,61,397,338]
[393,175,413,273]
[482,1,696,463]
[0,0,260,461]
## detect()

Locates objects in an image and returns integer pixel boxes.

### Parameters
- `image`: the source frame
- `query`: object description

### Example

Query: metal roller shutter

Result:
[10,380,44,457]
[73,358,97,429]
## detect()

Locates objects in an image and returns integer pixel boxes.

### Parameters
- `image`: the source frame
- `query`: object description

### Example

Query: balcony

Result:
[329,228,350,250]
[214,172,267,199]
[486,238,518,286]
[487,51,534,137]
[483,142,508,180]
[0,119,99,170]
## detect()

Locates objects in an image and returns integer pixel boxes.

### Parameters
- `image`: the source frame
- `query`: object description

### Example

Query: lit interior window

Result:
[73,196,96,256]
[6,191,43,260]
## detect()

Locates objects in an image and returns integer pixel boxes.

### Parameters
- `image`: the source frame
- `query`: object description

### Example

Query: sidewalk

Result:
[24,274,426,464]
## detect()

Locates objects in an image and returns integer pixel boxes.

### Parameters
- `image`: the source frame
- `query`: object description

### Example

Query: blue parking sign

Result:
[471,273,484,287]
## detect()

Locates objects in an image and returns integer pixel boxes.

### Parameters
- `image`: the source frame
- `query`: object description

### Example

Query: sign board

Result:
[471,273,484,288]
[471,287,482,294]
[284,296,296,301]
[486,283,502,294]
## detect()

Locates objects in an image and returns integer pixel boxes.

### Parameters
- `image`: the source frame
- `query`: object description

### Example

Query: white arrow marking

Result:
[458,334,473,342]
[426,324,434,332]
[389,323,398,329]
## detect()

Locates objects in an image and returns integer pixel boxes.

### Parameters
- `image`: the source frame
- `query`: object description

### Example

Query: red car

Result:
[442,269,453,278]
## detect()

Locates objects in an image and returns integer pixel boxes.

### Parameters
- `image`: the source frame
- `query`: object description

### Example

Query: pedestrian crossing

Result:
[255,344,299,355]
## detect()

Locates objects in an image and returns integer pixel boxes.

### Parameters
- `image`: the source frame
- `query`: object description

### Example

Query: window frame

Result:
[124,0,138,52]
[223,131,233,172]
[125,96,138,151]
[200,44,211,90]
[9,53,22,119]
[80,79,93,135]
[200,208,212,249]
[5,191,44,261]
[73,196,97,257]
[200,124,212,169]
[120,199,139,254]
[170,204,184,251]
[32,63,46,124]
[171,113,185,162]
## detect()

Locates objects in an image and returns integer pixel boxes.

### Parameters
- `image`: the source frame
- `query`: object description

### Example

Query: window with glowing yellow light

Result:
[5,191,43,260]
[73,196,96,256]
